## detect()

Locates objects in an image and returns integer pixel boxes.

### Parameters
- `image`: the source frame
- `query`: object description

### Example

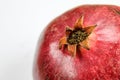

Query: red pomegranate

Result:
[33,5,120,80]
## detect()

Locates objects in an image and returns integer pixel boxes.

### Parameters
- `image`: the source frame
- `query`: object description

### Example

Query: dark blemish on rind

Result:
[45,75,50,80]
[112,8,120,15]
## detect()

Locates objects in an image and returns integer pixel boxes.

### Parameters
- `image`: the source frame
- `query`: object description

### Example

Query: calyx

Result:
[59,16,96,56]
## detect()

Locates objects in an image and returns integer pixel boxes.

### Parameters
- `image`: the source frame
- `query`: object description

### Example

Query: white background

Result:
[0,0,119,80]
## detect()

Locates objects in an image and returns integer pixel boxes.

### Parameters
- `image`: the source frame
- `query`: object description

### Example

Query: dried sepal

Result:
[59,37,67,49]
[68,44,77,57]
[84,25,97,34]
[74,16,84,29]
[80,38,90,50]
[66,26,73,37]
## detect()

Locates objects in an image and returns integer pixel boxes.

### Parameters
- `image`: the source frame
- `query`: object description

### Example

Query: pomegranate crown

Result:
[59,16,96,56]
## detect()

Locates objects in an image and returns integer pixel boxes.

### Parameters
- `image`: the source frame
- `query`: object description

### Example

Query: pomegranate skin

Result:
[33,5,120,80]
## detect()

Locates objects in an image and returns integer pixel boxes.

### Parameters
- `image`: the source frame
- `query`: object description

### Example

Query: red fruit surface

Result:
[33,5,120,80]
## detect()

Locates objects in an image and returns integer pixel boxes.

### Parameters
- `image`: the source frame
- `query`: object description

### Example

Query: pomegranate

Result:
[33,5,120,80]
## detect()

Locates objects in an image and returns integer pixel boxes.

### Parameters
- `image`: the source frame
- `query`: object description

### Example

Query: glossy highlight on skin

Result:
[33,5,120,80]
